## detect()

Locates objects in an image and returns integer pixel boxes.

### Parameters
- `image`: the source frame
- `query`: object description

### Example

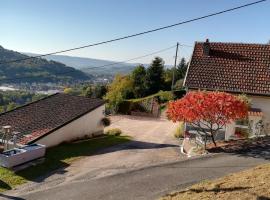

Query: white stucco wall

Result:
[35,105,105,148]
[250,96,270,122]
[225,95,270,139]
[249,95,270,134]
[225,115,263,140]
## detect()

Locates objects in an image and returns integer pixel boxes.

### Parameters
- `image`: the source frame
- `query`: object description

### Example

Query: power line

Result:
[0,44,178,82]
[0,0,266,65]
[80,44,182,71]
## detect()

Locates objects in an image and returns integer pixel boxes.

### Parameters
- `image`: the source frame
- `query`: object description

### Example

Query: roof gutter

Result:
[187,87,270,97]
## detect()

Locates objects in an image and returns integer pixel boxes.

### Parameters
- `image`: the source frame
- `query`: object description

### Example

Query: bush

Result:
[118,100,147,114]
[105,128,122,136]
[174,122,185,138]
[158,91,174,103]
[101,117,111,127]
[118,101,132,114]
[173,89,186,100]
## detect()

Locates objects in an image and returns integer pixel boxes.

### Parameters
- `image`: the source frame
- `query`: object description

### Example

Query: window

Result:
[235,119,249,126]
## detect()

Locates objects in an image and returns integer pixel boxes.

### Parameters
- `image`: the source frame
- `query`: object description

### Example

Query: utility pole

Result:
[171,42,179,91]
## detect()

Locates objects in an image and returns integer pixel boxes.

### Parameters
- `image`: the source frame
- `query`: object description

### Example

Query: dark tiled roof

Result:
[0,93,105,145]
[184,41,270,96]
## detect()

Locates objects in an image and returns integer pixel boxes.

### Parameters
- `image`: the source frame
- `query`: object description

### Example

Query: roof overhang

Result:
[186,87,270,97]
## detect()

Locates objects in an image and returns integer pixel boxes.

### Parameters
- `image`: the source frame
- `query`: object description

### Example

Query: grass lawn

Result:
[161,164,270,200]
[0,135,131,192]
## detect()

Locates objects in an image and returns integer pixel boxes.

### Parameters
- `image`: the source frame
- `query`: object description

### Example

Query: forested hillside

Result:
[0,46,91,83]
[24,52,138,76]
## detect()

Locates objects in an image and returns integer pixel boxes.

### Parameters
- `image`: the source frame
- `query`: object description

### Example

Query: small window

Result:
[235,119,249,126]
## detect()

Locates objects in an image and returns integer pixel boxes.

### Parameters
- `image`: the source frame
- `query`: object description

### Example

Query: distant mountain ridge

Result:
[24,53,139,76]
[0,46,90,84]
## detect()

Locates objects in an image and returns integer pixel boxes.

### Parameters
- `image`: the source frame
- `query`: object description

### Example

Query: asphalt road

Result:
[2,153,268,200]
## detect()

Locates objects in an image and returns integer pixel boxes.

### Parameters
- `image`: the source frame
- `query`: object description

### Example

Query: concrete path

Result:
[3,153,269,200]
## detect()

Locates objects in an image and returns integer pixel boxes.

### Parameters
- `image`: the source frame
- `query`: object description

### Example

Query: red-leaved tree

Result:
[167,91,248,147]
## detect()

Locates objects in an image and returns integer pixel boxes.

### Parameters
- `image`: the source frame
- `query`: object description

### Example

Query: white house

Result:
[184,39,270,142]
[0,93,106,148]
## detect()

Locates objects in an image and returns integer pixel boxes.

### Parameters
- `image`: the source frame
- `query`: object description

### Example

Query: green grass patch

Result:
[0,168,27,192]
[0,135,131,192]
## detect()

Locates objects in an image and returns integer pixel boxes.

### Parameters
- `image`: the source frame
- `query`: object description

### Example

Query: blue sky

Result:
[1,0,269,65]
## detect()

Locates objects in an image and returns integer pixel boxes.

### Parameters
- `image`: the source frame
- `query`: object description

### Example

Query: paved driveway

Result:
[3,153,269,200]
[2,116,270,200]
[4,115,182,197]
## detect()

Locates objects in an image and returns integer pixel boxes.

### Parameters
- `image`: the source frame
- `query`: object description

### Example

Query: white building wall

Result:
[250,95,270,134]
[250,96,270,122]
[35,105,105,148]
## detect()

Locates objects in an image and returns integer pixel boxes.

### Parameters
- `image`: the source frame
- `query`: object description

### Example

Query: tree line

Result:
[105,56,188,112]
[63,56,188,112]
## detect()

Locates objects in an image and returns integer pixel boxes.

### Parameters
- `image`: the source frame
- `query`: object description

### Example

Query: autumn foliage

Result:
[167,91,249,146]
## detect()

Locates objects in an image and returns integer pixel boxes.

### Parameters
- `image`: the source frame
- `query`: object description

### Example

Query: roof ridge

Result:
[195,41,270,46]
[0,93,60,117]
[60,93,105,102]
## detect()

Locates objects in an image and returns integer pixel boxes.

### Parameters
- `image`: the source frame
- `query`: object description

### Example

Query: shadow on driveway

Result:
[0,193,25,200]
[208,137,270,161]
[0,180,12,191]
[94,140,179,155]
[14,139,179,184]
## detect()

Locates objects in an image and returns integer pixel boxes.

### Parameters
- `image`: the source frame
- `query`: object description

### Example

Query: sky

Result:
[1,0,270,65]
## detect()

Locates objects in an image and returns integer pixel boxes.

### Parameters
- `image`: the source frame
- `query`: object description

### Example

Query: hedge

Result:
[118,90,178,114]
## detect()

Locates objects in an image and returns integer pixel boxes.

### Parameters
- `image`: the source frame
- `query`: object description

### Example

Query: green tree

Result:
[174,79,184,89]
[32,93,47,102]
[176,58,188,80]
[63,87,74,94]
[93,84,107,99]
[145,57,165,95]
[164,68,173,90]
[84,86,93,97]
[0,106,5,113]
[105,74,134,112]
[7,102,17,111]
[0,93,4,105]
[131,65,146,98]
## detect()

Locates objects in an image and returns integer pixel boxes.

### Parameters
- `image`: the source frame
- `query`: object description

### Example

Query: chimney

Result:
[2,125,11,151]
[203,39,210,56]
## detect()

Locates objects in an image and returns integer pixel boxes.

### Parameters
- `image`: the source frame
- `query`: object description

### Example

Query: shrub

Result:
[131,102,147,112]
[160,104,167,112]
[101,117,111,127]
[118,100,147,114]
[158,91,174,103]
[105,128,122,136]
[173,89,186,100]
[174,122,185,138]
[118,101,132,114]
